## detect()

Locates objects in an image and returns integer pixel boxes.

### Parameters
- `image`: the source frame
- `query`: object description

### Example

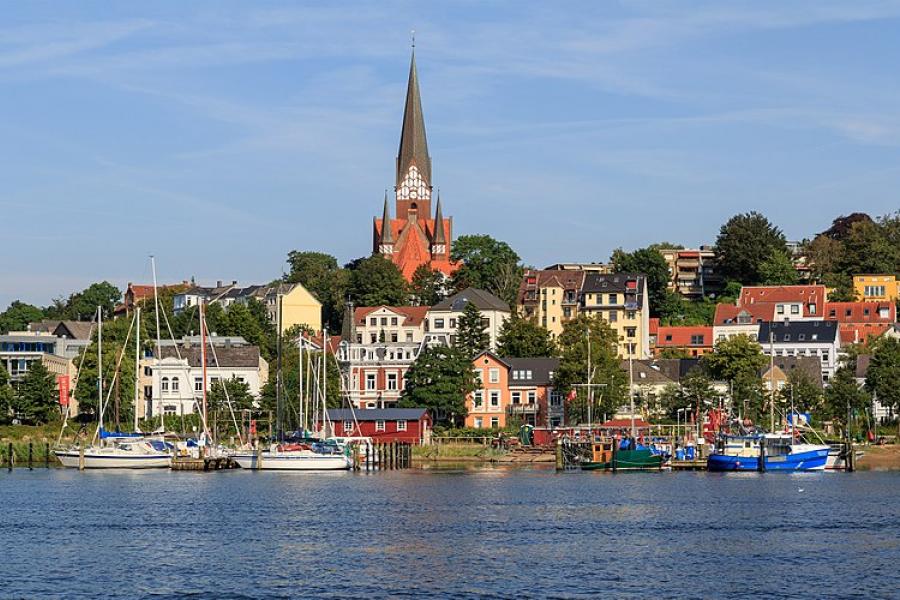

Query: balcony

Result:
[508,403,539,415]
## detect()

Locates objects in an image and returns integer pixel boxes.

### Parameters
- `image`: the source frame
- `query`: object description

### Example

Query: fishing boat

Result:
[581,438,665,471]
[707,433,829,472]
[231,443,351,470]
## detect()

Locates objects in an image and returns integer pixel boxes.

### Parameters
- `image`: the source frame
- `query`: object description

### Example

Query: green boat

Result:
[581,440,664,471]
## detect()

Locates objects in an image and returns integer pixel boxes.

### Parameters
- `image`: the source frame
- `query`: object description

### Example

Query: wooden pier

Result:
[670,458,707,471]
[170,456,237,471]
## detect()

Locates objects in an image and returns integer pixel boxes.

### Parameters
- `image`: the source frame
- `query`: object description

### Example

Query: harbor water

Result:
[1,467,898,599]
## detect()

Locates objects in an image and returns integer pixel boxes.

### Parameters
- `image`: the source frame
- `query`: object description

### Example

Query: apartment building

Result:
[853,275,899,302]
[518,269,585,336]
[426,288,510,350]
[580,273,651,359]
[658,247,723,298]
[758,321,840,382]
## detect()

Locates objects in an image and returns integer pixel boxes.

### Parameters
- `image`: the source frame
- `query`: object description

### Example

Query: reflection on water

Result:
[1,468,899,599]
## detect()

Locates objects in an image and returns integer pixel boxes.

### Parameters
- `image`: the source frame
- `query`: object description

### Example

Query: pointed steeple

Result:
[380,190,394,244]
[396,49,431,188]
[433,192,446,245]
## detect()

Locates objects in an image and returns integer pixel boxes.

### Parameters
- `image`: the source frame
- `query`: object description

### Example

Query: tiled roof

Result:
[825,302,895,324]
[761,356,823,387]
[374,217,457,280]
[519,270,586,303]
[582,273,645,294]
[432,288,510,312]
[505,357,560,386]
[157,344,261,368]
[839,323,890,346]
[354,305,430,326]
[656,326,713,347]
[758,321,838,344]
[326,408,429,422]
[713,303,774,325]
[738,285,825,318]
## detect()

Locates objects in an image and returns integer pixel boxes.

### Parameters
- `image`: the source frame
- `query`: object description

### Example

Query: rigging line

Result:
[203,313,245,447]
[158,294,210,436]
[55,315,97,447]
[92,311,137,444]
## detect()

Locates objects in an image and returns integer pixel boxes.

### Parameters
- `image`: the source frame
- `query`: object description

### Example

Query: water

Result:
[1,467,898,599]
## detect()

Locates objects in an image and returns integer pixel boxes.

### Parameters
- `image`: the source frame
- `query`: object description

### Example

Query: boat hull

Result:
[55,451,171,469]
[231,453,351,471]
[582,449,663,471]
[707,447,828,472]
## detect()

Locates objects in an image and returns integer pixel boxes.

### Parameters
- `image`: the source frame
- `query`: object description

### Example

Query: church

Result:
[373,50,457,281]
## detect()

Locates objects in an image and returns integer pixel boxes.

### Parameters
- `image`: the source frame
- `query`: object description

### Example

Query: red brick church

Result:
[373,50,457,281]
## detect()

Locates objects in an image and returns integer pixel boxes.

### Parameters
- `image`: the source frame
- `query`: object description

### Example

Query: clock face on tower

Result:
[398,165,430,201]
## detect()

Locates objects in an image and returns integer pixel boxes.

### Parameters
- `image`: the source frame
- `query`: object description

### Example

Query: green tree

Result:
[865,338,900,422]
[346,255,409,307]
[74,314,139,425]
[703,335,768,422]
[0,364,14,423]
[450,235,521,307]
[824,366,869,425]
[0,301,45,334]
[611,246,671,315]
[837,219,900,276]
[13,362,59,424]
[758,249,799,285]
[496,315,556,358]
[284,251,349,333]
[715,211,788,285]
[804,235,843,282]
[410,264,446,306]
[455,302,491,359]
[400,345,475,426]
[553,314,626,423]
[46,282,121,320]
[208,376,254,413]
[656,292,717,326]
[657,369,717,420]
[779,368,822,413]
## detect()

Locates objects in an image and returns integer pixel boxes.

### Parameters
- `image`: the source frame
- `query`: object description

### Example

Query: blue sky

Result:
[3,1,900,309]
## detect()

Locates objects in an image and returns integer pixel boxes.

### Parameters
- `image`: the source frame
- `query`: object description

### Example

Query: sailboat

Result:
[55,305,172,469]
[231,297,351,471]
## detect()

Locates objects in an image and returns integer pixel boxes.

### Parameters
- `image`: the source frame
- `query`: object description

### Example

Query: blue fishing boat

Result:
[708,433,829,472]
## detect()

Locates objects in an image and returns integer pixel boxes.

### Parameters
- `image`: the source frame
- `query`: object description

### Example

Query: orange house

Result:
[654,326,714,357]
[466,352,510,430]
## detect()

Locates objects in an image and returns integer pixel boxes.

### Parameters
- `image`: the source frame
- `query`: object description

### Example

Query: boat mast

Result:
[629,353,635,438]
[200,300,209,443]
[298,334,304,432]
[134,307,141,432]
[151,255,164,431]
[769,330,775,432]
[586,327,592,435]
[322,331,328,437]
[276,293,283,442]
[98,306,103,436]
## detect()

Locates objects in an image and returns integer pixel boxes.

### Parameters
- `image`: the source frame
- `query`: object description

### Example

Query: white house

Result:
[758,321,840,383]
[426,288,511,351]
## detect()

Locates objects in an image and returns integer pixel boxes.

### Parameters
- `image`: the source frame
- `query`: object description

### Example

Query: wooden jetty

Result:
[171,456,237,471]
[670,458,707,471]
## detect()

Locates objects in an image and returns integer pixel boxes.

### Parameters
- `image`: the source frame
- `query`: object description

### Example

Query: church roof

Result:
[397,51,431,187]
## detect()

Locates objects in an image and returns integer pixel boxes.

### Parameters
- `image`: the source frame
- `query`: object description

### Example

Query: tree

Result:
[0,364,14,423]
[612,246,671,315]
[658,369,717,420]
[14,362,59,424]
[865,338,900,422]
[284,251,349,333]
[758,249,799,286]
[824,367,869,425]
[837,219,900,276]
[0,301,44,334]
[656,291,716,326]
[346,255,409,307]
[455,302,491,359]
[553,314,626,424]
[399,345,475,426]
[496,315,556,358]
[410,265,446,306]
[208,376,254,413]
[702,335,768,422]
[46,282,121,320]
[715,212,788,285]
[450,235,521,306]
[779,368,823,413]
[804,235,843,281]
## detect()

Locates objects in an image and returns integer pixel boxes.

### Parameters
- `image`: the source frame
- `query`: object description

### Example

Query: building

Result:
[580,273,651,359]
[518,269,585,336]
[320,408,432,444]
[115,281,189,316]
[824,301,896,348]
[758,321,840,382]
[543,263,613,273]
[658,247,723,298]
[712,304,774,343]
[352,306,430,345]
[760,356,823,392]
[466,352,511,430]
[738,285,826,321]
[426,288,511,350]
[372,50,456,280]
[148,336,268,419]
[653,325,714,357]
[853,275,899,302]
[624,358,728,417]
[173,281,322,334]
[854,355,893,424]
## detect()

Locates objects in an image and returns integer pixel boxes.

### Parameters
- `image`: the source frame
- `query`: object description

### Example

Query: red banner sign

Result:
[57,375,70,407]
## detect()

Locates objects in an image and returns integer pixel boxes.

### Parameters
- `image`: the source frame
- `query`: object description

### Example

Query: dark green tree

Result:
[410,264,446,306]
[400,345,475,426]
[496,315,556,358]
[657,369,717,420]
[455,302,491,359]
[837,219,900,276]
[824,366,869,425]
[865,338,900,423]
[656,291,717,326]
[284,251,349,333]
[703,335,768,422]
[759,249,800,286]
[14,362,59,424]
[450,234,521,307]
[0,301,44,334]
[346,255,409,307]
[553,314,626,423]
[0,364,14,423]
[611,246,671,315]
[715,211,788,285]
[46,282,121,320]
[779,368,823,413]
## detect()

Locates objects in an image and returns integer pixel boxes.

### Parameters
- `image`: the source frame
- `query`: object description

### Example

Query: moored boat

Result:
[55,437,172,469]
[708,433,829,472]
[231,443,351,471]
[581,439,665,471]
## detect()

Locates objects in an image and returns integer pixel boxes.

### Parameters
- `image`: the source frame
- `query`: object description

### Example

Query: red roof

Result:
[738,285,825,318]
[306,333,342,354]
[839,323,890,346]
[374,217,458,280]
[656,326,713,347]
[825,302,895,324]
[649,318,660,335]
[354,305,430,326]
[713,303,774,325]
[600,418,651,429]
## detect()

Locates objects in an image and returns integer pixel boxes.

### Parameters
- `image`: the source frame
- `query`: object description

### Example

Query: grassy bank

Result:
[856,445,900,471]
[413,443,508,462]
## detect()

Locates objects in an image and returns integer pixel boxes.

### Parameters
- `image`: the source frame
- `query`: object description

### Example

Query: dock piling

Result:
[28,442,33,470]
[44,440,50,469]
[7,442,12,471]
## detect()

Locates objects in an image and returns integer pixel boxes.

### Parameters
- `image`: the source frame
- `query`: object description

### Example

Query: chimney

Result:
[217,280,223,288]
[232,280,237,285]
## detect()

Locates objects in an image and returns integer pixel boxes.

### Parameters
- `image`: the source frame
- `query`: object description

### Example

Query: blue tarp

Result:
[99,429,143,439]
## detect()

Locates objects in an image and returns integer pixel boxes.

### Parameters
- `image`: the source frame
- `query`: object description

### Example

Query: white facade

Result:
[355,307,427,345]
[425,307,510,351]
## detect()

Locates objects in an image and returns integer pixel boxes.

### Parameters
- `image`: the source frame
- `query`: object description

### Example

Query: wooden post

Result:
[256,444,263,471]
[847,442,855,472]
[555,439,563,471]
[44,439,50,469]
[6,441,12,471]
[28,442,33,470]
[757,438,766,472]
[365,443,371,471]
[78,439,85,471]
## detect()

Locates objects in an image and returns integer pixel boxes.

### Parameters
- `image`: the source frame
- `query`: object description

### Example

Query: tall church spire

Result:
[433,192,446,245]
[396,49,431,189]
[380,191,394,244]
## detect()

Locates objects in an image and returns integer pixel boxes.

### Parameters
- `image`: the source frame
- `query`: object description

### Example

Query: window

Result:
[370,333,377,343]
[397,420,407,431]
[626,327,636,338]
[511,391,521,405]
[474,390,483,408]
[690,335,704,345]
[434,318,445,329]
[391,332,398,343]
[381,317,387,326]
[626,311,636,320]
[406,332,413,342]
[366,402,377,409]
[665,335,673,342]
[161,377,169,392]
[370,318,377,326]
[609,294,618,304]
[171,377,180,392]
[194,377,202,392]
[387,373,398,391]
[798,334,806,341]
[791,305,800,315]
[449,318,456,328]
[391,317,398,326]
[783,334,791,341]
[474,369,483,384]
[777,305,785,314]
[808,304,816,315]
[343,420,353,432]
[609,311,618,322]
[829,309,836,318]
[718,334,726,341]
[365,373,377,391]
[489,368,500,383]
[490,417,499,429]
[489,390,500,407]
[527,390,536,404]
[375,420,386,432]
[357,334,363,343]
[474,417,483,429]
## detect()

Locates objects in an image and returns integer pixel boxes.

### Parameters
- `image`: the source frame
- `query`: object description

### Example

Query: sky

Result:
[3,1,900,309]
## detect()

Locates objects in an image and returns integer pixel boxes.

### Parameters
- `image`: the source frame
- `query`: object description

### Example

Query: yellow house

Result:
[580,273,651,359]
[266,283,322,334]
[853,275,899,302]
[517,269,585,336]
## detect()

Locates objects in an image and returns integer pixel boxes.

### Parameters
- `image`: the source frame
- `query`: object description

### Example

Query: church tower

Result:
[373,48,456,281]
